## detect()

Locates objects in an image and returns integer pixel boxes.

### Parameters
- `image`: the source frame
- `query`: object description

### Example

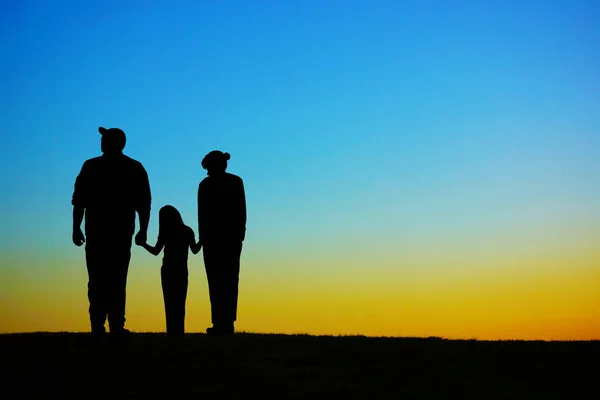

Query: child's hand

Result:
[190,240,203,255]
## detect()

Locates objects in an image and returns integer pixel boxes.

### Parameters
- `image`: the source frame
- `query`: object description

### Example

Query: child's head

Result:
[158,205,184,241]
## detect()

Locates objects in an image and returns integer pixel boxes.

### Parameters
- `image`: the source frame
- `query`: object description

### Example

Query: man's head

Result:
[99,127,126,154]
[202,150,230,176]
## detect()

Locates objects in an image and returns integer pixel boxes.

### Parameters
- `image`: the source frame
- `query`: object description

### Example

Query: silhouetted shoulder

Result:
[199,177,210,188]
[82,156,103,168]
[81,154,145,171]
[226,173,244,184]
[121,155,146,170]
[129,155,145,166]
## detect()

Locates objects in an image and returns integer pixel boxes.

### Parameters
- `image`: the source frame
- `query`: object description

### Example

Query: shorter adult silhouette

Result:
[197,150,246,335]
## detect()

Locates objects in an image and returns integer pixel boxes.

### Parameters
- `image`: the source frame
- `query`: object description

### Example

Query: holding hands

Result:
[133,216,202,257]
[191,239,202,255]
[135,230,147,246]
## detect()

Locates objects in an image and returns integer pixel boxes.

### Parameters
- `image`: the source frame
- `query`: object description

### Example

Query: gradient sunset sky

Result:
[1,0,599,340]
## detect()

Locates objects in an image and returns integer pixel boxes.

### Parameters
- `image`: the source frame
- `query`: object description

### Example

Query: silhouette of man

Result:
[198,150,246,335]
[72,127,151,339]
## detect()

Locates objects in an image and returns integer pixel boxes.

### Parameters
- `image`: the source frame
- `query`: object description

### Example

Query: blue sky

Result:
[2,0,599,255]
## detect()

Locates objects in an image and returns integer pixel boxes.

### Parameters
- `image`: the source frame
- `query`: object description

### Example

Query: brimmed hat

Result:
[99,126,126,149]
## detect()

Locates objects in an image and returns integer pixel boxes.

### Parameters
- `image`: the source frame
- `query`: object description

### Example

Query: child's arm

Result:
[190,230,202,255]
[141,239,164,256]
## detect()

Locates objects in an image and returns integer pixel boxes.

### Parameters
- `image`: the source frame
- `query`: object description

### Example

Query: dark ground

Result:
[1,332,598,399]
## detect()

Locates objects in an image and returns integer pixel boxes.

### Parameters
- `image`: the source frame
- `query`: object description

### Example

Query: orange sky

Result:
[2,234,599,340]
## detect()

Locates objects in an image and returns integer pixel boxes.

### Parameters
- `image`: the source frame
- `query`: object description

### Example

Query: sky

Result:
[1,0,599,340]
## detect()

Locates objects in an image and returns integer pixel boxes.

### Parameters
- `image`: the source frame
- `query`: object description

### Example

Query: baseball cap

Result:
[98,126,126,149]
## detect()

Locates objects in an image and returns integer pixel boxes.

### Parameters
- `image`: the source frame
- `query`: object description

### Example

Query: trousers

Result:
[203,241,243,326]
[161,266,188,334]
[85,237,132,331]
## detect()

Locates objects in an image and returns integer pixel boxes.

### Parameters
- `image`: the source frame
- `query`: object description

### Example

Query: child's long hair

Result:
[158,205,185,243]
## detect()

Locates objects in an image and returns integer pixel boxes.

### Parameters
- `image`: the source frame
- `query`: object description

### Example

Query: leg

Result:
[204,241,241,334]
[203,243,223,327]
[172,271,188,335]
[161,266,174,334]
[223,242,242,330]
[85,242,108,334]
[107,239,132,333]
[162,267,188,335]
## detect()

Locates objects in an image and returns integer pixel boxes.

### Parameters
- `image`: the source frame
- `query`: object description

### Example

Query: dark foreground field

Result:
[2,332,599,399]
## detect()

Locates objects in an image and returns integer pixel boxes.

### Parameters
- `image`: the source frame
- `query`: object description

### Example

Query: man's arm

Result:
[72,205,85,246]
[73,205,84,229]
[190,229,202,255]
[72,162,87,246]
[135,164,152,243]
[138,207,150,235]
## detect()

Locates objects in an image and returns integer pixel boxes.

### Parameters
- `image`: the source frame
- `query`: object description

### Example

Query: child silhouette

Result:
[138,205,201,336]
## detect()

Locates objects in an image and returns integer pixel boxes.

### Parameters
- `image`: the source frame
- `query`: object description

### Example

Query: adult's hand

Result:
[72,227,85,246]
[135,230,147,246]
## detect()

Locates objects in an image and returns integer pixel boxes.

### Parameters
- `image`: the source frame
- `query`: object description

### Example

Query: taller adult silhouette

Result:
[198,150,246,334]
[72,127,151,339]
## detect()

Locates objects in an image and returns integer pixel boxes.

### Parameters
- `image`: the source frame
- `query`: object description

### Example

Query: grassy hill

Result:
[2,332,598,399]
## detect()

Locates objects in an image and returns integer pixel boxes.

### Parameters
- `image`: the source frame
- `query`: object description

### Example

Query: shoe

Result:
[110,328,132,342]
[222,326,234,335]
[91,326,106,337]
[206,326,217,335]
[206,324,234,335]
